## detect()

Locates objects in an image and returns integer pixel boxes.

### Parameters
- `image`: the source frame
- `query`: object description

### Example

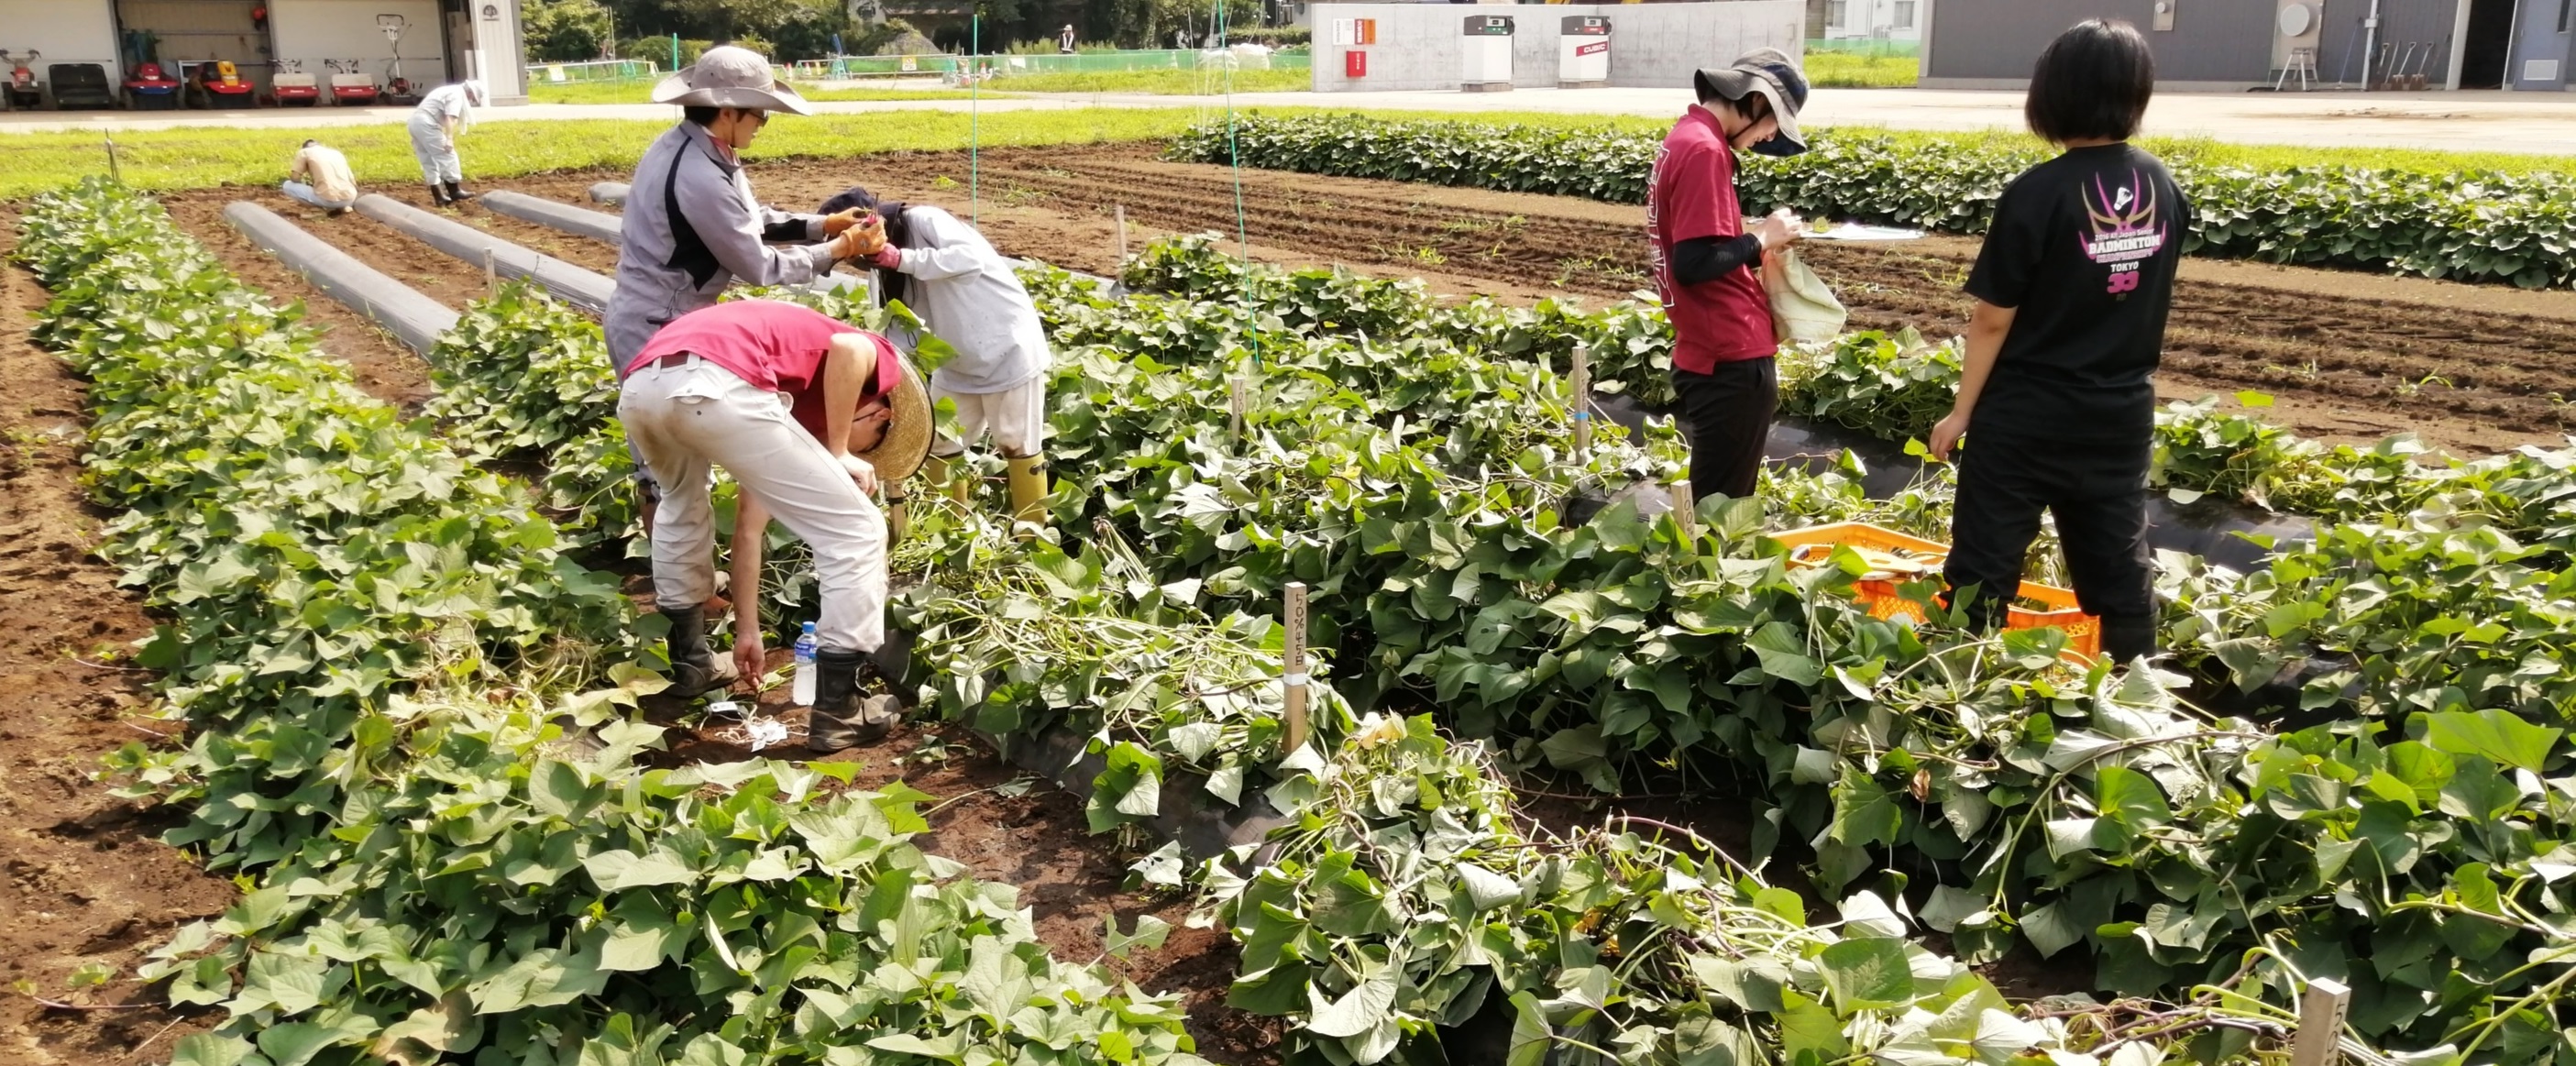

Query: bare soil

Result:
[647,681,1279,1064]
[0,209,237,1065]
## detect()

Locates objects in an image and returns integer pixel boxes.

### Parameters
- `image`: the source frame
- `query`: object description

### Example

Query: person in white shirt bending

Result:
[819,186,1055,531]
[408,79,486,206]
[282,139,358,216]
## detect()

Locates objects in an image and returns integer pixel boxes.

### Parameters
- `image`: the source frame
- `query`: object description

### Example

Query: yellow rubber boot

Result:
[1007,454,1051,533]
[933,453,970,505]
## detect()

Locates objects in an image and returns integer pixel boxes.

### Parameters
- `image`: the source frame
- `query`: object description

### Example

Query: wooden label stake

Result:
[2291,978,2350,1066]
[1282,582,1310,755]
[1671,480,1695,540]
[1569,343,1591,459]
[482,247,498,298]
[1115,204,1130,266]
[1229,375,1249,440]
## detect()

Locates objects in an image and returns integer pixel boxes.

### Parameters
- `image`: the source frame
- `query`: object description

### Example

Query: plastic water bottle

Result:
[791,621,820,706]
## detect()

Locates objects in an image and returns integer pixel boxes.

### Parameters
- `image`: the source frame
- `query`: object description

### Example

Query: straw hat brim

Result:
[862,353,934,488]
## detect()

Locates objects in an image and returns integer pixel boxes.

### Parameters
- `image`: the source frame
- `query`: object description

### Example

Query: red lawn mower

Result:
[123,60,181,109]
[1,49,42,110]
[271,58,318,105]
[182,58,255,108]
[326,58,378,104]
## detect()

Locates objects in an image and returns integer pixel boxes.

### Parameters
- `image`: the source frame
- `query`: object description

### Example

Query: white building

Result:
[5,0,527,104]
[1822,0,1920,41]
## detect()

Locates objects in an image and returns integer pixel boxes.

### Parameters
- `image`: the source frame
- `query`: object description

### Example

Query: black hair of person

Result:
[1690,71,1773,122]
[2024,19,2156,144]
[683,104,720,126]
[818,185,915,303]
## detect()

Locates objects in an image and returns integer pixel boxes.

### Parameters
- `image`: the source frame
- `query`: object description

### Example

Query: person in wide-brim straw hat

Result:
[619,297,923,751]
[606,43,887,538]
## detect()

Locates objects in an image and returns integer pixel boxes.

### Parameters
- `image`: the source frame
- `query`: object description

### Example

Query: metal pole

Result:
[1569,343,1591,459]
[2291,978,2350,1066]
[2360,0,2382,88]
[1282,582,1309,753]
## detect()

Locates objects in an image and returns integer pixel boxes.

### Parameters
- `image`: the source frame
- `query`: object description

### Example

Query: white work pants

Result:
[619,357,887,654]
[928,376,1048,458]
[407,118,461,183]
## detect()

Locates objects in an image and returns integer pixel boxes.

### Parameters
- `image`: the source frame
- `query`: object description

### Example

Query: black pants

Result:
[1944,434,2157,661]
[1674,357,1778,501]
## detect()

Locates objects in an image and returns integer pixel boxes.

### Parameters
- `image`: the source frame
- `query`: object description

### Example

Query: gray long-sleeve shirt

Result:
[605,122,841,372]
[880,206,1050,395]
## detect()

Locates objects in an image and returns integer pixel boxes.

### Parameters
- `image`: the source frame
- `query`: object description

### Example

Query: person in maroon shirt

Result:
[1649,48,1811,502]
[620,298,905,749]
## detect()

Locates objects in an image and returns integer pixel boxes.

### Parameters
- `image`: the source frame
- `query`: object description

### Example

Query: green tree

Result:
[523,0,618,60]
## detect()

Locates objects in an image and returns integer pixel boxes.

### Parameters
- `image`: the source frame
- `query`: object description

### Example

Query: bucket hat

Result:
[651,45,813,115]
[1694,48,1809,157]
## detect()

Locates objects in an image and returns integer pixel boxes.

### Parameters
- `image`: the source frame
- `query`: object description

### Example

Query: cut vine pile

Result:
[21,168,2576,1066]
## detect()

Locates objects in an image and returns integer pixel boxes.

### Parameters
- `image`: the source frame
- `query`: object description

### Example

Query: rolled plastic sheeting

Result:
[221,201,459,357]
[589,181,630,207]
[479,191,622,247]
[355,194,614,316]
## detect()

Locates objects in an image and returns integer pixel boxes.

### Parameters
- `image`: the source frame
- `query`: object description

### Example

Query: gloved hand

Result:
[820,207,866,237]
[831,216,887,260]
[870,245,902,270]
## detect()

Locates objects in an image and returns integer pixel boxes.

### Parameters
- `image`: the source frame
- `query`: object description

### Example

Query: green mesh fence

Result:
[527,59,661,84]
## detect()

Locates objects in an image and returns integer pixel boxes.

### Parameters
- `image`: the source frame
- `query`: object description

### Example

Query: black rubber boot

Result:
[427,182,452,207]
[444,181,477,202]
[2101,614,2158,665]
[660,605,737,698]
[807,648,900,753]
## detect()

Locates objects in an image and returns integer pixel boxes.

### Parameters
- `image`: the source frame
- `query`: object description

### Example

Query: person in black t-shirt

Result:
[1926,19,2187,664]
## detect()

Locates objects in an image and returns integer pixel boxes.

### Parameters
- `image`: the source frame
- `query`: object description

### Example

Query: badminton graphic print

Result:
[2083,172,2167,297]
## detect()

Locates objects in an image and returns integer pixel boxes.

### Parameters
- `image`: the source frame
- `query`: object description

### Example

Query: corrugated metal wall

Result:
[1926,0,2272,83]
[1926,0,2460,85]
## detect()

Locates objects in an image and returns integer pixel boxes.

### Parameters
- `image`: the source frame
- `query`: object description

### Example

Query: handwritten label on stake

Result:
[1116,204,1129,265]
[483,247,498,298]
[1282,582,1309,754]
[1229,376,1248,440]
[2291,978,2350,1066]
[1670,481,1695,540]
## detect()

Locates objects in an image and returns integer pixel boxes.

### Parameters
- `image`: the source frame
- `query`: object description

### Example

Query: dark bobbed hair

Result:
[682,105,720,126]
[2025,19,2155,144]
[1690,71,1773,121]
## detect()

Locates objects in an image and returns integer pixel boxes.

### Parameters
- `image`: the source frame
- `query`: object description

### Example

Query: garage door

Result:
[118,0,267,87]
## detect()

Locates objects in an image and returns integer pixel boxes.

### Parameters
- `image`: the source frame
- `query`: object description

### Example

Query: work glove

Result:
[870,245,903,270]
[831,216,887,260]
[820,207,866,237]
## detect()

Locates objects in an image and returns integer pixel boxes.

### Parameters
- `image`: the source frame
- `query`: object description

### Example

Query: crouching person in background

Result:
[618,298,912,751]
[819,186,1056,531]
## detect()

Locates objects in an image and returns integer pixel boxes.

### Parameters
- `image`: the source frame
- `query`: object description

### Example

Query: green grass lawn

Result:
[527,79,973,104]
[4,104,2568,202]
[1804,52,1921,89]
[985,67,1311,95]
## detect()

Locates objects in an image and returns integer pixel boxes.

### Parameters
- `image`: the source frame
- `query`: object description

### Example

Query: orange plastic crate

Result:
[1765,522,2100,661]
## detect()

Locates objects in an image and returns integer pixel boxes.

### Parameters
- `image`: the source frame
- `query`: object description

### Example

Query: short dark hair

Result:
[302,138,317,148]
[2025,19,2154,144]
[1690,71,1772,121]
[683,104,721,126]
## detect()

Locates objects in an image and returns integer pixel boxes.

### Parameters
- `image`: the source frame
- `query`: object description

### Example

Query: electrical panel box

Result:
[1558,16,1609,86]
[1460,15,1514,91]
